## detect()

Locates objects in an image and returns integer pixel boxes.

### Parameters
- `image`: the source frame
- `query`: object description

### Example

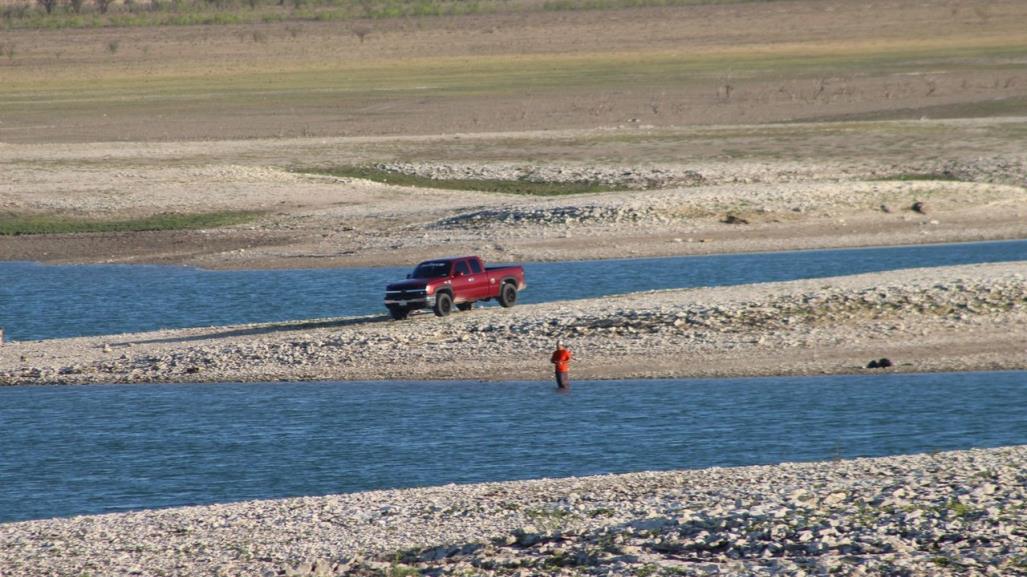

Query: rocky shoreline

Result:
[1,446,1024,576]
[2,261,1025,386]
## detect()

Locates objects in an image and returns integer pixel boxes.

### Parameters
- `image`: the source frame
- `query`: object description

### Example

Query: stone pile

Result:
[431,205,661,230]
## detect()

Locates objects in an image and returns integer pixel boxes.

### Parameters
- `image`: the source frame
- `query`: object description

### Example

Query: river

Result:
[1,239,1025,341]
[1,371,1025,523]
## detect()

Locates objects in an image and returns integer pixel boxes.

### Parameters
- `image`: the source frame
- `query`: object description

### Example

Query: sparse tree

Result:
[717,83,733,102]
[357,0,374,18]
[95,0,113,13]
[924,78,937,97]
[353,23,372,43]
[37,0,59,14]
[69,0,84,13]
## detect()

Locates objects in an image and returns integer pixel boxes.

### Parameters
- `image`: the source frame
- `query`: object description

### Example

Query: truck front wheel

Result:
[498,283,518,308]
[433,292,453,317]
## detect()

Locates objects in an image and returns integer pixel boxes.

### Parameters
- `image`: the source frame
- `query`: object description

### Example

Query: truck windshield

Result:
[411,262,450,278]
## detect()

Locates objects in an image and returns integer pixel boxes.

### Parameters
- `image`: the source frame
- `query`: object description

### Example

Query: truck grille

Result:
[385,289,427,300]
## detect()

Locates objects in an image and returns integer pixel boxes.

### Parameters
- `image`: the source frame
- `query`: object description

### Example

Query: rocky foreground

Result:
[1,261,1026,385]
[1,446,1025,576]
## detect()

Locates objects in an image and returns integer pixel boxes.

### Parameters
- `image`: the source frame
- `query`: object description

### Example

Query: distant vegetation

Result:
[0,211,261,235]
[870,172,965,182]
[1,0,781,29]
[299,166,627,196]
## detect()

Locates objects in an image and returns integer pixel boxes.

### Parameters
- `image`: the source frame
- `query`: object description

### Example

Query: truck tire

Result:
[498,282,518,308]
[387,305,409,320]
[433,292,453,317]
[457,301,474,312]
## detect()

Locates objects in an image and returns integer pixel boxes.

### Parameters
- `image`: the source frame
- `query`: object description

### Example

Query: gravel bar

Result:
[1,261,1026,386]
[1,446,1025,576]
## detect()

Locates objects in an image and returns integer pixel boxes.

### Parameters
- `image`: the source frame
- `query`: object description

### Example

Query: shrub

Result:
[37,0,59,14]
[352,22,370,41]
[0,211,262,235]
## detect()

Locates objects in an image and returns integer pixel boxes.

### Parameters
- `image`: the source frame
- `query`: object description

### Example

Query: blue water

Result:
[1,372,1025,523]
[1,239,1024,342]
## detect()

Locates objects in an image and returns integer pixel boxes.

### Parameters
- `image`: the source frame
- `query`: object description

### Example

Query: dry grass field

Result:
[2,0,1026,142]
[1,0,1025,266]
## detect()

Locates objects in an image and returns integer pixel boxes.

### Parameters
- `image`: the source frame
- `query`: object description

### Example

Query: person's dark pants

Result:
[555,370,570,389]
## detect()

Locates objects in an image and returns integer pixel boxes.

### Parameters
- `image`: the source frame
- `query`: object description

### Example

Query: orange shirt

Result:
[550,349,571,372]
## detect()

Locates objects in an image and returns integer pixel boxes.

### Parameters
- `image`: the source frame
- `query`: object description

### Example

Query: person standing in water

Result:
[550,341,572,389]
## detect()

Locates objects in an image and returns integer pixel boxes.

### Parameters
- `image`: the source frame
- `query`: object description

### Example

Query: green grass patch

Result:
[5,42,1026,117]
[945,499,975,519]
[297,166,629,196]
[0,211,261,235]
[2,0,800,30]
[384,563,420,577]
[543,0,792,10]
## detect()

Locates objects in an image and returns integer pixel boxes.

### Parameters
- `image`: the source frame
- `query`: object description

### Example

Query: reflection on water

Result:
[0,371,1024,522]
[1,239,1025,341]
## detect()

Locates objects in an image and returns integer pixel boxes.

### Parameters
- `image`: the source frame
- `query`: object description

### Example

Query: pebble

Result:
[1,446,1024,577]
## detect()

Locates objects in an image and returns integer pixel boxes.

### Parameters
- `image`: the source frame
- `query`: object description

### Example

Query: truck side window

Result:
[455,260,470,276]
[469,259,482,274]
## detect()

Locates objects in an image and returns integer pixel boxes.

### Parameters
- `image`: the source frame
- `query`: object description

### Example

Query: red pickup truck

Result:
[384,256,526,320]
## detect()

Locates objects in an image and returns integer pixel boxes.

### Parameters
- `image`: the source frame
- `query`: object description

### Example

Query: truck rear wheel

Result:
[387,306,409,320]
[498,283,518,308]
[433,292,453,317]
[457,302,474,312]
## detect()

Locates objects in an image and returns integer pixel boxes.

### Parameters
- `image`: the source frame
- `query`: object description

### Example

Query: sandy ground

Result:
[1,120,1026,269]
[2,260,1025,386]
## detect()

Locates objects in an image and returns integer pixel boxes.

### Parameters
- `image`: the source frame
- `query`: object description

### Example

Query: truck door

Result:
[456,258,489,301]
